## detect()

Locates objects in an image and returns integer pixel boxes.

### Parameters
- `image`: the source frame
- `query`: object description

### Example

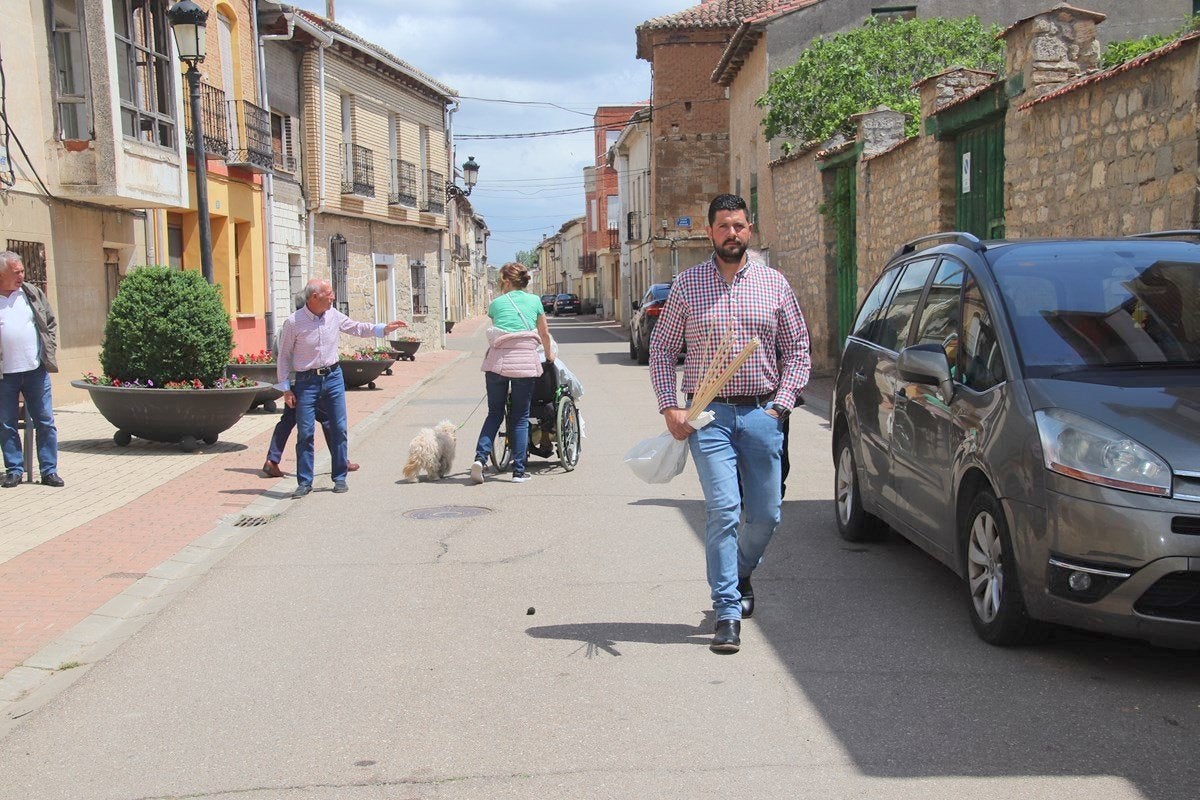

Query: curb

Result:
[0,350,471,734]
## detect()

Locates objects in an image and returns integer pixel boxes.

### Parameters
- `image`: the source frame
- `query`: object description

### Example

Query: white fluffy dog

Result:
[402,420,457,481]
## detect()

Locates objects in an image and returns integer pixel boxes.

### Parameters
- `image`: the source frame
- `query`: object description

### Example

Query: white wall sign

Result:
[961,151,972,194]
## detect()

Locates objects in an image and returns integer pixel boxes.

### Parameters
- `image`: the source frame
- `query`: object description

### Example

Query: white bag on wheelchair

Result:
[623,410,714,484]
[554,359,584,399]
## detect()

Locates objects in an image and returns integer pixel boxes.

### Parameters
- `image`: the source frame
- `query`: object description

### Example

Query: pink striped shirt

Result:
[275,305,383,387]
[648,255,811,412]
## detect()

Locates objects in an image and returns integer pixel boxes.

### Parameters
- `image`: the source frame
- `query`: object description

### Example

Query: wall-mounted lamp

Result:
[446,155,480,198]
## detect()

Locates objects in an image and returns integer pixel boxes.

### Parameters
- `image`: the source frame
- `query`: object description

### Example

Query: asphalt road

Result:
[1,317,1198,799]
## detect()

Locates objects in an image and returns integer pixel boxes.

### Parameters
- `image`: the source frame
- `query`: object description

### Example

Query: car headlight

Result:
[1035,408,1171,496]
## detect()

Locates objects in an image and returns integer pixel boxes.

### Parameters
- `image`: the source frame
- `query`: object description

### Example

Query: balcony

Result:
[226,100,274,172]
[607,225,620,250]
[182,80,229,161]
[341,143,375,197]
[388,159,418,206]
[422,169,445,215]
[581,254,598,274]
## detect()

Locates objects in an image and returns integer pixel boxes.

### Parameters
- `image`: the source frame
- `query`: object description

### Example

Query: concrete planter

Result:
[72,380,265,451]
[339,358,395,390]
[389,340,421,362]
[225,363,283,412]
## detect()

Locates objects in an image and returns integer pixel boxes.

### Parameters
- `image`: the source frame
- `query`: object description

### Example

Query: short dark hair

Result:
[708,193,748,225]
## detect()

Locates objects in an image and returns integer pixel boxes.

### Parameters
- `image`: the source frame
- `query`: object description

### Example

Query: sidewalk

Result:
[0,319,488,684]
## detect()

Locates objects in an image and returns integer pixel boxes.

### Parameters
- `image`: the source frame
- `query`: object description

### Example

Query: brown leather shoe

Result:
[262,460,284,478]
[347,462,360,472]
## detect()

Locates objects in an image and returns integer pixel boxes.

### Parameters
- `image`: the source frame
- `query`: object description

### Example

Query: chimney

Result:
[1000,4,1106,100]
[325,0,334,20]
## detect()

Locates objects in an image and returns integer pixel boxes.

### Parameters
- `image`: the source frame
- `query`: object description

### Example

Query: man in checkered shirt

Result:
[649,193,811,654]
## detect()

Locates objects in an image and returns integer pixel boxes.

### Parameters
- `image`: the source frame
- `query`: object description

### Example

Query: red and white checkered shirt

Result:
[648,255,811,413]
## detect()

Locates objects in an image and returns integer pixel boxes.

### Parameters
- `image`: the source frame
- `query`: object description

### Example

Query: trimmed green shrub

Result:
[100,267,233,386]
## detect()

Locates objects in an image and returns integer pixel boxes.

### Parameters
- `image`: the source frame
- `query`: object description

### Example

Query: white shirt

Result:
[0,290,40,374]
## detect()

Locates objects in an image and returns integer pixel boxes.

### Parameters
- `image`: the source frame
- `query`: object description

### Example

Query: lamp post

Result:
[168,0,214,284]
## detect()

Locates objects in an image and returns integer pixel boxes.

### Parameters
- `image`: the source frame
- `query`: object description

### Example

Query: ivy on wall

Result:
[757,16,1006,152]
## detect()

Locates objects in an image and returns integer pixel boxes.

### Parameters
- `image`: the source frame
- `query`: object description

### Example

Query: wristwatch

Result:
[769,402,791,419]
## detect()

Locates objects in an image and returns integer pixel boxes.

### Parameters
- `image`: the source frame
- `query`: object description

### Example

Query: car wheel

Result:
[833,429,887,542]
[962,488,1043,646]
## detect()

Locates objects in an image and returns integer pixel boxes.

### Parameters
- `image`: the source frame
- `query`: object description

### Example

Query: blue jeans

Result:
[0,366,58,477]
[688,402,784,621]
[267,402,333,464]
[474,371,534,476]
[293,366,348,487]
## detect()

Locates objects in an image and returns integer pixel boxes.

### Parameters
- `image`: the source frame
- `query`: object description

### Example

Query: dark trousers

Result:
[266,402,335,464]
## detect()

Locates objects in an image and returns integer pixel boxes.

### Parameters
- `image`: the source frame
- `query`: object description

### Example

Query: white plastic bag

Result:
[624,410,714,484]
[554,358,584,399]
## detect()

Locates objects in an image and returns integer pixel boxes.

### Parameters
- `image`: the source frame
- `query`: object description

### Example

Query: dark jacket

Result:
[1,283,58,374]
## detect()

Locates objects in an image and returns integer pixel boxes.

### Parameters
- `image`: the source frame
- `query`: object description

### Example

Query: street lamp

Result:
[446,155,480,198]
[168,0,215,284]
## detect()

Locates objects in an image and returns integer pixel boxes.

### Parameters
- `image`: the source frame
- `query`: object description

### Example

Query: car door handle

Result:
[852,369,867,385]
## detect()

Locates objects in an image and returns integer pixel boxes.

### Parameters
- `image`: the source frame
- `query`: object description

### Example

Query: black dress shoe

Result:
[738,574,755,619]
[41,473,65,488]
[710,619,741,653]
[2,472,21,488]
[291,484,313,499]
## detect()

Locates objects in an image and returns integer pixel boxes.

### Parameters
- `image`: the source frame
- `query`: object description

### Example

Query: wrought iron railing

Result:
[388,159,418,206]
[607,225,620,250]
[423,169,445,214]
[341,143,375,196]
[227,100,273,170]
[182,79,228,158]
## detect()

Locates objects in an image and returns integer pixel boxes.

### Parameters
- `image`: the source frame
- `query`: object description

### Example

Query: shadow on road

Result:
[526,618,713,657]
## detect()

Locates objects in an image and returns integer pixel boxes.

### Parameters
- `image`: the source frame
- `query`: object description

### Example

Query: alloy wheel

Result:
[967,510,1003,623]
[835,445,855,527]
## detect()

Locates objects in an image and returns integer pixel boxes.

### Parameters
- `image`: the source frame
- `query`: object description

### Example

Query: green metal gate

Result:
[955,117,1005,239]
[832,162,857,345]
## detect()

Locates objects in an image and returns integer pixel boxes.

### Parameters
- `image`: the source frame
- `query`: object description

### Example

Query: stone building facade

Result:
[770,3,1200,374]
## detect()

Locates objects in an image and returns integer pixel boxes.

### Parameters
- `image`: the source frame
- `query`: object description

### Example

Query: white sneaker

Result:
[512,472,531,483]
[470,461,485,484]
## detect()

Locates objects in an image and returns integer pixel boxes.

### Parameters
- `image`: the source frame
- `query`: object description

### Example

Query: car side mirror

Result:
[898,343,954,404]
[631,300,640,311]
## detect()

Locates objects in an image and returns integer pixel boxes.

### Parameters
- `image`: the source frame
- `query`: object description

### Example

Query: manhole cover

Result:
[403,506,492,520]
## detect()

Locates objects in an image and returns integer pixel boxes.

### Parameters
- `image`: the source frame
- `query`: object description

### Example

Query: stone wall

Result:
[1005,36,1200,236]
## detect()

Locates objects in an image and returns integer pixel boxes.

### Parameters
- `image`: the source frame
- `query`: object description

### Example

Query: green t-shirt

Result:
[489,290,544,332]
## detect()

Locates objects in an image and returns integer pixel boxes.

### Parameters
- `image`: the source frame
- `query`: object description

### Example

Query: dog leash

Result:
[457,392,488,430]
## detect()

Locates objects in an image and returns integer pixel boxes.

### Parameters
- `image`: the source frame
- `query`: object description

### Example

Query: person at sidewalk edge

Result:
[275,279,405,498]
[648,194,811,654]
[0,251,63,489]
[263,289,358,478]
[470,262,554,485]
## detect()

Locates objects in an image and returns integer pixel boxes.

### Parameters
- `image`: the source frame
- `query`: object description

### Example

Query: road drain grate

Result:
[403,506,493,520]
[233,514,278,528]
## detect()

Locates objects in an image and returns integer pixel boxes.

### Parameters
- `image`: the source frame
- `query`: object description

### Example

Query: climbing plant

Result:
[1101,14,1200,69]
[757,16,1006,151]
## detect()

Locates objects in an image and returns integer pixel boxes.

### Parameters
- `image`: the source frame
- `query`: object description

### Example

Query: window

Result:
[270,112,295,171]
[410,260,428,315]
[913,259,965,365]
[850,266,901,344]
[873,6,916,22]
[876,258,936,352]
[605,129,620,150]
[112,0,175,148]
[166,217,182,269]
[51,0,90,140]
[590,199,598,232]
[959,274,1006,391]
[330,234,349,314]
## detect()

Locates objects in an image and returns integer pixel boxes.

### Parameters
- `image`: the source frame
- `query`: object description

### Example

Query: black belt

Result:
[297,364,339,378]
[687,392,775,406]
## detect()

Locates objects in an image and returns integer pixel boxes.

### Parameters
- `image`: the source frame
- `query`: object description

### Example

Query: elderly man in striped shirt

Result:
[276,279,407,499]
[649,194,811,654]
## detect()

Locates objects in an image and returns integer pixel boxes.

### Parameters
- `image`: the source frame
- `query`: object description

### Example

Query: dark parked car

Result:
[540,294,557,313]
[629,283,673,364]
[832,231,1200,648]
[552,293,579,316]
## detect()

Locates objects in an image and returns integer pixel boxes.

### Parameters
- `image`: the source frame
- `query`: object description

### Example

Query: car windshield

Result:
[990,242,1200,376]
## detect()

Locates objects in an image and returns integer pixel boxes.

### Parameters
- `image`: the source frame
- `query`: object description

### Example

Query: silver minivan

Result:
[832,232,1200,647]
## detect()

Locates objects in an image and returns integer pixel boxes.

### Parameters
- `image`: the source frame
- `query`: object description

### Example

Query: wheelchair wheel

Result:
[490,424,513,472]
[555,395,580,471]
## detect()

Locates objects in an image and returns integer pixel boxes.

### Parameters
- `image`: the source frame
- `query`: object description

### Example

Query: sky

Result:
[288,0,690,265]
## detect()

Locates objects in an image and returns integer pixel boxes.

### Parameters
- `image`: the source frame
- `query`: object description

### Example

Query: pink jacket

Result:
[481,329,543,378]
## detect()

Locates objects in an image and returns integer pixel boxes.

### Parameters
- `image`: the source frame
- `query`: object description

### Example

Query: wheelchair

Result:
[490,362,581,472]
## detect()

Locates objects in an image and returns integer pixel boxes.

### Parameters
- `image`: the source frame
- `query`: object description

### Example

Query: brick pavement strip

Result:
[0,329,481,700]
